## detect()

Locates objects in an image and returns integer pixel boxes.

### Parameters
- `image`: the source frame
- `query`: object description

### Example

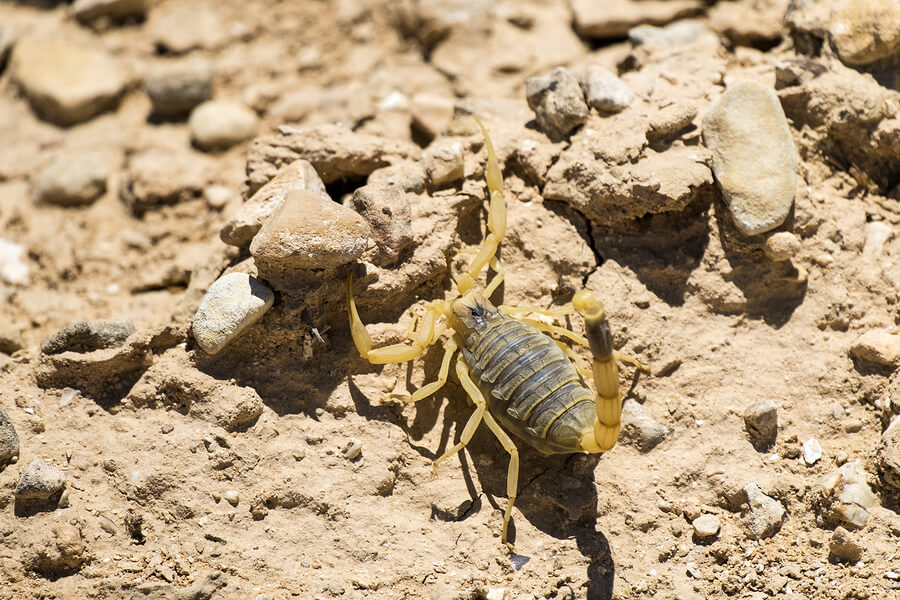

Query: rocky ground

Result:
[1,0,900,599]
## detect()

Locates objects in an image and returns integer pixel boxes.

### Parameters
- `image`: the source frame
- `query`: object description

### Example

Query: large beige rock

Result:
[11,37,128,126]
[249,190,370,288]
[189,100,259,151]
[572,0,703,39]
[850,329,900,368]
[221,159,328,248]
[829,0,900,66]
[702,81,797,235]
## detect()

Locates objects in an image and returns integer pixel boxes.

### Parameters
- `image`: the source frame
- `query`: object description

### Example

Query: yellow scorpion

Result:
[347,116,646,550]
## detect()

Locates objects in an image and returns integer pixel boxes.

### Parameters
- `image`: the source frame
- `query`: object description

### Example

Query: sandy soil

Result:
[1,1,899,599]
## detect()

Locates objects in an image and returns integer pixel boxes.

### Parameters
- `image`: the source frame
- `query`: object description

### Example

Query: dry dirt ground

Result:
[1,1,900,599]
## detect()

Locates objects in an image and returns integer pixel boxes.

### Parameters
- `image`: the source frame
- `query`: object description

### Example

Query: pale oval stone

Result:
[802,437,822,465]
[189,100,259,151]
[692,514,721,538]
[424,139,464,187]
[849,329,900,367]
[32,150,110,206]
[0,238,29,285]
[249,189,370,271]
[191,272,274,355]
[11,37,127,126]
[702,81,797,235]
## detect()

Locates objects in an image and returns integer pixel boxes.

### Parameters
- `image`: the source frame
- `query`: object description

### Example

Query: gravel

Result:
[742,399,778,449]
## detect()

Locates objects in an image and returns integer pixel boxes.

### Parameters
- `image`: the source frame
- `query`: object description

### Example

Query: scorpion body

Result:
[459,295,611,455]
[347,116,644,550]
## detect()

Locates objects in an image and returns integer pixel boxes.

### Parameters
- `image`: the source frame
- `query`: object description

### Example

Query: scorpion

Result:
[347,116,647,550]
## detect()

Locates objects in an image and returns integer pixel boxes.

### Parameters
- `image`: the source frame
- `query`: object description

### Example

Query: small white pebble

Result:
[342,438,363,460]
[223,490,239,506]
[802,438,822,465]
[59,388,79,407]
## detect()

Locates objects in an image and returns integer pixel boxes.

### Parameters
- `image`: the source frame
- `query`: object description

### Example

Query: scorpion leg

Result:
[480,410,520,552]
[521,318,589,347]
[483,256,505,299]
[392,337,459,403]
[432,355,487,474]
[499,303,575,319]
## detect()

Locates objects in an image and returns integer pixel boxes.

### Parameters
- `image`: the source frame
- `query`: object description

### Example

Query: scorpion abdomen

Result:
[463,311,596,455]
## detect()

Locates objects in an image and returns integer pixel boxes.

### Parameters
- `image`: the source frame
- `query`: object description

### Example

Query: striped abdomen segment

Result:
[463,316,595,454]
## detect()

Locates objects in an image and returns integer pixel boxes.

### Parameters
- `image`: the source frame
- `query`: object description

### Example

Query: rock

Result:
[128,347,263,431]
[702,81,797,236]
[802,438,823,465]
[23,524,86,575]
[835,461,876,527]
[630,19,719,47]
[145,59,214,118]
[348,184,414,267]
[880,419,900,489]
[221,159,329,248]
[411,93,455,140]
[619,399,668,452]
[707,0,785,48]
[829,0,900,66]
[341,438,363,460]
[246,124,420,193]
[423,139,464,187]
[849,330,900,368]
[189,100,259,151]
[11,37,127,126]
[648,101,698,141]
[149,4,227,54]
[862,221,893,257]
[576,65,634,114]
[15,457,67,505]
[0,238,29,285]
[367,161,427,195]
[743,482,785,539]
[743,399,778,449]
[41,320,135,355]
[763,232,801,262]
[0,323,24,354]
[692,514,721,539]
[71,0,149,24]
[572,0,704,39]
[191,272,274,355]
[0,409,19,467]
[777,69,897,192]
[32,150,110,206]
[525,67,588,142]
[250,190,370,288]
[203,185,234,210]
[120,148,212,213]
[544,143,714,224]
[35,327,168,403]
[829,526,863,562]
[223,490,239,506]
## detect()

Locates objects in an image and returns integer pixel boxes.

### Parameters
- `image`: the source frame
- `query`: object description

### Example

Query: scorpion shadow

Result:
[348,351,618,600]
